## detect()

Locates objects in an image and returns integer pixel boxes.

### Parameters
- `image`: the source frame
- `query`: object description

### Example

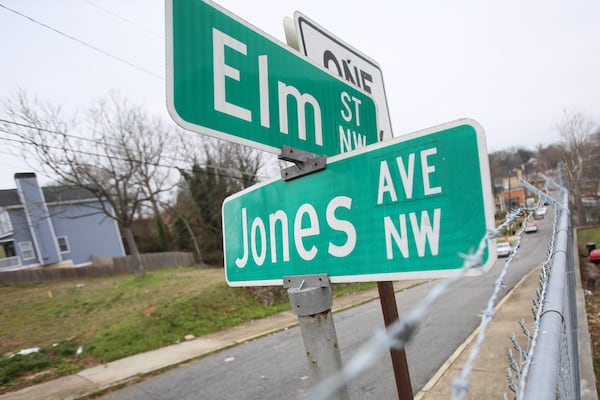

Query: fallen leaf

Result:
[143,305,157,316]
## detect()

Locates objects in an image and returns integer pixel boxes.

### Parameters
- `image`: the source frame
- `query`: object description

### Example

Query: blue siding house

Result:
[0,173,125,270]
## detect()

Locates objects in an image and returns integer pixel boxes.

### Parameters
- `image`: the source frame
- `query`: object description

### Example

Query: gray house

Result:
[0,173,125,271]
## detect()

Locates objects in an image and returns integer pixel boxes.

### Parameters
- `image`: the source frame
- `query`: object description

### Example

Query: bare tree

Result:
[534,143,562,172]
[174,137,264,265]
[168,185,206,266]
[556,109,598,225]
[1,90,179,276]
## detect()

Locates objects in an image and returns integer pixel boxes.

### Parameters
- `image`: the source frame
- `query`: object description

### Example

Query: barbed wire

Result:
[450,206,530,399]
[307,207,531,400]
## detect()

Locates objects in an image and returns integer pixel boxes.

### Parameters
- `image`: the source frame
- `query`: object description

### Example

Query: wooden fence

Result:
[0,252,196,285]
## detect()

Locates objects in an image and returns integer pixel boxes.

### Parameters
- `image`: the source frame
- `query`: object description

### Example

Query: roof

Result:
[0,185,98,208]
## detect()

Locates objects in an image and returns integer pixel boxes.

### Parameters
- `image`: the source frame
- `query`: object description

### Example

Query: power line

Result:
[0,132,265,183]
[0,3,164,81]
[0,131,136,164]
[1,118,177,159]
[0,118,273,180]
[82,0,163,39]
[0,128,272,182]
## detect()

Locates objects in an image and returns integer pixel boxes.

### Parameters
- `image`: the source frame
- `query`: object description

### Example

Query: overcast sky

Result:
[1,0,598,189]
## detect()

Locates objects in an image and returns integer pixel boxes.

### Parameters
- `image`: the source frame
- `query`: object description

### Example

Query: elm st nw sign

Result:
[223,120,496,286]
[166,0,379,157]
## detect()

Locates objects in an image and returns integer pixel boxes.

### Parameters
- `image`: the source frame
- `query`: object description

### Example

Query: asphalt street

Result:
[100,217,552,400]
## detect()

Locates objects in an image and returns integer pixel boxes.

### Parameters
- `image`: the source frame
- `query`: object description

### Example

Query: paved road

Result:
[101,216,552,400]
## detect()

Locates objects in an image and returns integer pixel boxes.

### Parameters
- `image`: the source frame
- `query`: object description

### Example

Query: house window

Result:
[18,242,35,260]
[0,208,12,236]
[57,236,70,253]
[1,241,16,258]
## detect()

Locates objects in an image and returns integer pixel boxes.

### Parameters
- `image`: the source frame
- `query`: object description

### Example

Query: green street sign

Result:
[166,0,378,156]
[223,119,496,286]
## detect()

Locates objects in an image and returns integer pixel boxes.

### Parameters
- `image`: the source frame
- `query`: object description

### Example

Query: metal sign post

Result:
[285,14,410,397]
[377,281,413,399]
[284,274,349,400]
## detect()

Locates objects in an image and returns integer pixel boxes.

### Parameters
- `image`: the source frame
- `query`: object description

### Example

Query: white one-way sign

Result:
[292,11,394,141]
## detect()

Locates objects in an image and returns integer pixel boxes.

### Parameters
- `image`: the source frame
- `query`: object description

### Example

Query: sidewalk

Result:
[415,268,537,399]
[415,265,597,400]
[0,271,596,400]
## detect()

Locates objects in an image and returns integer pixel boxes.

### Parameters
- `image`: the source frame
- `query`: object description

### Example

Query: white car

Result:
[496,242,512,257]
[524,221,539,233]
[535,206,547,219]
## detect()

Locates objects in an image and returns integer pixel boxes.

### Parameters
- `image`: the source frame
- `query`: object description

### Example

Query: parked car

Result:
[497,242,512,257]
[535,206,547,219]
[524,221,538,233]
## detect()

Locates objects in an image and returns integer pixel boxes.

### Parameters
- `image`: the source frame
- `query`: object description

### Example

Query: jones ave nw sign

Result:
[223,119,496,286]
[166,0,378,156]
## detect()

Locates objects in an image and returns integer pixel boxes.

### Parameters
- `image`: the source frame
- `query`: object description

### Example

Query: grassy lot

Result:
[0,266,374,393]
[578,226,600,255]
[579,226,600,394]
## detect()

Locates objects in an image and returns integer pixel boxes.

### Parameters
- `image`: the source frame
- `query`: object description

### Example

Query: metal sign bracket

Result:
[279,145,326,181]
[283,274,331,316]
